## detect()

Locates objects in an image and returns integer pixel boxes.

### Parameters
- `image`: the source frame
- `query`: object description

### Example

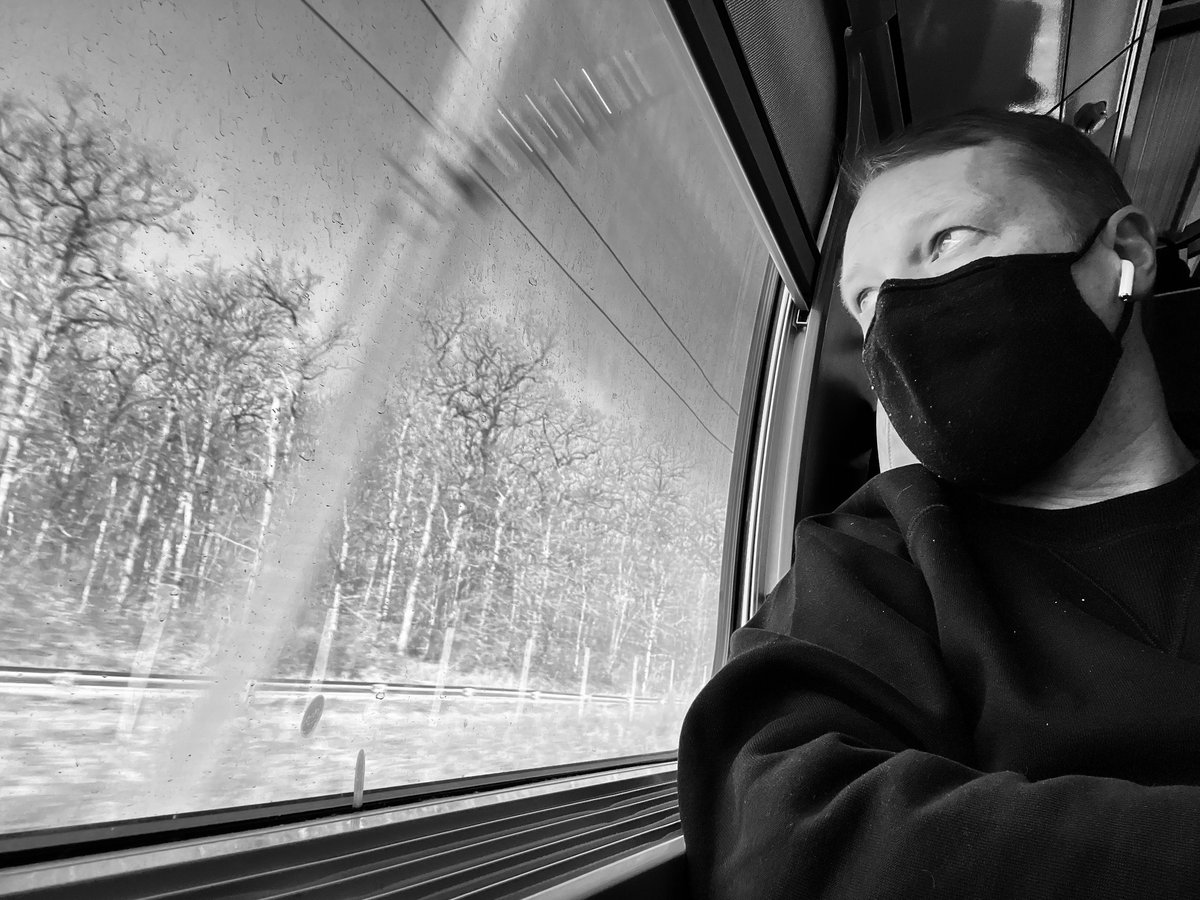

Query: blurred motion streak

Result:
[143,0,532,818]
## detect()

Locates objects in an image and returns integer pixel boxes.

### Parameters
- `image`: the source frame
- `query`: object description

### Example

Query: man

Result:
[678,109,1200,899]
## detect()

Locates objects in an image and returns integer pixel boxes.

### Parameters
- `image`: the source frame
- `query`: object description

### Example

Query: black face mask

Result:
[862,242,1136,491]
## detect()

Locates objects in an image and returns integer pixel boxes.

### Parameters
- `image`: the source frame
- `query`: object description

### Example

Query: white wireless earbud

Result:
[1117,259,1135,302]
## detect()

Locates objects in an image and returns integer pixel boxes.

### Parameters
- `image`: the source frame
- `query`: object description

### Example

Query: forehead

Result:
[840,142,1065,290]
[854,143,1017,227]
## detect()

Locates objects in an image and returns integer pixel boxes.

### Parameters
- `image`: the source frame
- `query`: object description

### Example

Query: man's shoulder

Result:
[798,463,950,560]
[744,465,946,645]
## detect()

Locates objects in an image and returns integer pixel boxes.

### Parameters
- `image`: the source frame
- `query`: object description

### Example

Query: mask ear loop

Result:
[1113,258,1137,343]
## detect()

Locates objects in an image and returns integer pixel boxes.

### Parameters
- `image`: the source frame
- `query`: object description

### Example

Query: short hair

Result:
[843,109,1132,239]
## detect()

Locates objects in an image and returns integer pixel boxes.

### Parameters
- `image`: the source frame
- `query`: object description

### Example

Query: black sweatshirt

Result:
[678,462,1200,899]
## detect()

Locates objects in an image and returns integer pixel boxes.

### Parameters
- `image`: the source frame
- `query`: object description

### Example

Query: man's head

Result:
[845,108,1132,240]
[839,108,1154,337]
[839,108,1193,506]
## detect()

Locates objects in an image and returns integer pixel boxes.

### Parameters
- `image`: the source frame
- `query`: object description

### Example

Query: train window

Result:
[0,0,772,837]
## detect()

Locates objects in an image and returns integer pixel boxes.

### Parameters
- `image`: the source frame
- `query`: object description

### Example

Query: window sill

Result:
[1,761,681,899]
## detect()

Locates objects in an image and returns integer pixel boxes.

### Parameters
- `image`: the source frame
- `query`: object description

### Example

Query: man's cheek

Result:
[1070,255,1124,331]
[859,296,877,335]
[876,404,921,472]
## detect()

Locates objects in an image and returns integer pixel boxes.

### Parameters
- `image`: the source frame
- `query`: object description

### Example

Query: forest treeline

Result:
[0,92,723,696]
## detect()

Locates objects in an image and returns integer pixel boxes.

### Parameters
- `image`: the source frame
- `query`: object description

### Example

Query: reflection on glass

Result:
[0,0,769,831]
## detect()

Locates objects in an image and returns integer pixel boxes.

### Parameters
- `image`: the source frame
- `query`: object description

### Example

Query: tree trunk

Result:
[362,555,380,623]
[477,488,508,630]
[113,413,174,610]
[0,307,61,527]
[309,595,340,687]
[531,517,554,651]
[326,500,352,676]
[0,330,27,449]
[423,505,465,661]
[396,470,441,655]
[573,576,589,671]
[0,434,23,538]
[118,533,175,735]
[241,393,283,624]
[172,409,214,593]
[78,475,119,612]
[194,493,224,610]
[375,438,409,634]
[28,443,77,562]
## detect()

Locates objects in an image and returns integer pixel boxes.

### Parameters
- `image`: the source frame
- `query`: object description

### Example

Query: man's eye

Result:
[930,227,972,260]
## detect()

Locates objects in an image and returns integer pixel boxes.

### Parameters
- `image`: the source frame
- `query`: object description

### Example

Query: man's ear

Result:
[1104,205,1158,299]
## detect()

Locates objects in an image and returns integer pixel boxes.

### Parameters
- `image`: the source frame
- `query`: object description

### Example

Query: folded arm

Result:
[678,518,1200,899]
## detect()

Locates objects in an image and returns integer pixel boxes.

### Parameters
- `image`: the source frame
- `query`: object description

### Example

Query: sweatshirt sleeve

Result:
[677,512,1200,900]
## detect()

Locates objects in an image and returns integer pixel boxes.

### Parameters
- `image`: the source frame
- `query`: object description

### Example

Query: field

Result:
[0,682,687,834]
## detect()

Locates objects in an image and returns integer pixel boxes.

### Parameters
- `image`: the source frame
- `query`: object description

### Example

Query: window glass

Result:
[0,0,769,831]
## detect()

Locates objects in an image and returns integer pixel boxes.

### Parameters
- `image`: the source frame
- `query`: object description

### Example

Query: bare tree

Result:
[0,89,192,528]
